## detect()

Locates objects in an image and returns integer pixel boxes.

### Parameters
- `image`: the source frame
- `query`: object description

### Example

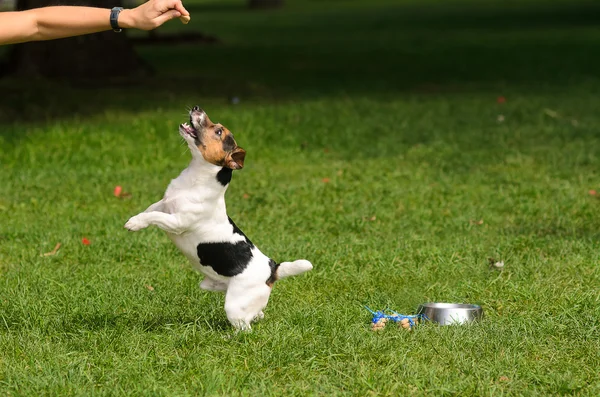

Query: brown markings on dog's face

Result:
[190,108,246,169]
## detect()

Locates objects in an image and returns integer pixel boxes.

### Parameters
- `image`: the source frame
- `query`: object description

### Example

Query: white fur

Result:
[125,112,312,331]
[277,260,314,279]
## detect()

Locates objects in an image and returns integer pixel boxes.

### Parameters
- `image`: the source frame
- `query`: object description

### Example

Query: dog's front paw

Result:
[124,215,148,231]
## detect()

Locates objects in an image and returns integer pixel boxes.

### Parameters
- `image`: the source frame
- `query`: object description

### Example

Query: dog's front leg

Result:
[124,212,187,234]
[143,199,165,213]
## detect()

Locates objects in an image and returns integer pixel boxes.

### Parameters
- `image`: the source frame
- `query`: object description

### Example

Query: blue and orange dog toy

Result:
[365,306,428,331]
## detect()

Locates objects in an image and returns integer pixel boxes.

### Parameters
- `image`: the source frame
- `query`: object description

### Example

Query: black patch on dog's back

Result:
[196,217,255,277]
[229,217,250,241]
[216,167,232,186]
[196,241,253,277]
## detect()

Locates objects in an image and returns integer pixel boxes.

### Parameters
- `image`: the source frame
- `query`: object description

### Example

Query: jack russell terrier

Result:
[124,106,313,331]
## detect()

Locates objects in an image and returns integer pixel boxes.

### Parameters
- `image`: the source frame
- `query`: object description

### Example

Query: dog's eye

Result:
[215,128,222,136]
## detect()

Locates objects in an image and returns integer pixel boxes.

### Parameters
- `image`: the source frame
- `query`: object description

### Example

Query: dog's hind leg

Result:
[224,281,272,331]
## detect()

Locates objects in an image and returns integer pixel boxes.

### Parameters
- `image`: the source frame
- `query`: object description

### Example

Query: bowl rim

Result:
[418,302,482,311]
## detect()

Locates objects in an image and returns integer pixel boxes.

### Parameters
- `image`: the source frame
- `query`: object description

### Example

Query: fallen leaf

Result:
[498,376,510,382]
[322,178,330,183]
[243,193,250,199]
[488,257,505,270]
[589,190,597,196]
[470,219,484,225]
[497,96,506,104]
[82,238,91,246]
[114,185,132,199]
[145,285,155,291]
[41,243,61,257]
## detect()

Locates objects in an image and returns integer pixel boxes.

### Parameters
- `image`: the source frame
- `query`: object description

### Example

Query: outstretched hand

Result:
[127,0,190,30]
[0,0,191,45]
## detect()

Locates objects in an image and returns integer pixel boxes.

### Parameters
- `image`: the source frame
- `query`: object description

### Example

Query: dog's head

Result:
[179,107,246,170]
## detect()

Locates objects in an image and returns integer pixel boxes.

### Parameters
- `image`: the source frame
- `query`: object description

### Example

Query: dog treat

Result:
[180,15,190,24]
[371,318,387,331]
[365,306,426,331]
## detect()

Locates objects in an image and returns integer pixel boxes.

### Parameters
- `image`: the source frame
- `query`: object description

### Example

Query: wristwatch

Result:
[110,7,123,32]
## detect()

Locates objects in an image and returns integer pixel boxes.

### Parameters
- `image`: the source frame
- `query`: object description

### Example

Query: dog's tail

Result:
[276,259,313,280]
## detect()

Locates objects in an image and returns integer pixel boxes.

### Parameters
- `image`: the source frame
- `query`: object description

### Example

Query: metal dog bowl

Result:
[417,302,483,325]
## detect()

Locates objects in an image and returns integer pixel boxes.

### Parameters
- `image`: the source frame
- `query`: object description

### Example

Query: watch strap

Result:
[110,7,123,32]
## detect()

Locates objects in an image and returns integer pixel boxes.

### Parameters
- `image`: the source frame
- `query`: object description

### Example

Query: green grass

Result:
[2,0,600,395]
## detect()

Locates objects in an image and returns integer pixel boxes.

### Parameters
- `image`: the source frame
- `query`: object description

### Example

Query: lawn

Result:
[1,0,600,395]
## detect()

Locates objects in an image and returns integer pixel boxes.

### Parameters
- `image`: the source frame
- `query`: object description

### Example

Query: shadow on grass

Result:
[0,301,232,334]
[55,312,232,333]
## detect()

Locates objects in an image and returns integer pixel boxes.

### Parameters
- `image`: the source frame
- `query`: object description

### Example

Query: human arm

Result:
[0,0,189,45]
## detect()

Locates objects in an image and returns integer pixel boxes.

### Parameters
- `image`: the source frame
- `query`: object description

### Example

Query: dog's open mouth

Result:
[179,122,198,138]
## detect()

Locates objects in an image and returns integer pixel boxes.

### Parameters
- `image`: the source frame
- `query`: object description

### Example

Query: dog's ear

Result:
[225,147,246,170]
